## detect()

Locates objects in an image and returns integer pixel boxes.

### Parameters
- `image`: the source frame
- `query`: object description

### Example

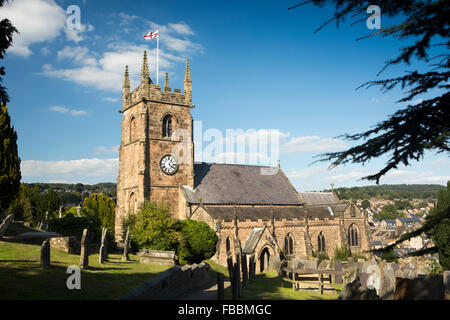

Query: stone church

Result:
[115,51,372,271]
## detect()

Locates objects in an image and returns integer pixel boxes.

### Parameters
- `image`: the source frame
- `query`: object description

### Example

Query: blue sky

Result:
[1,0,449,191]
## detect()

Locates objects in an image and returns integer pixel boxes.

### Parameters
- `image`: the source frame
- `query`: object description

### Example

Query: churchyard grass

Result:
[205,259,342,300]
[232,272,342,300]
[0,239,170,299]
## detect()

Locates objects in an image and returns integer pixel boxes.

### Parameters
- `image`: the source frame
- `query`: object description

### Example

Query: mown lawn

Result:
[205,260,341,300]
[0,238,170,300]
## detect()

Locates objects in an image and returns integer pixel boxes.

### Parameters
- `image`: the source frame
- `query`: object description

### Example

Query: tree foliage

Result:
[361,199,371,209]
[329,184,443,200]
[126,201,181,252]
[0,0,18,104]
[289,0,449,183]
[7,184,61,224]
[124,201,218,264]
[178,219,218,264]
[82,193,115,238]
[0,105,21,211]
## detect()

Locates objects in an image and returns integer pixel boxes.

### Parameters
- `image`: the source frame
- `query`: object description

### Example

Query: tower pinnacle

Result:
[141,50,150,84]
[184,58,192,104]
[164,72,170,92]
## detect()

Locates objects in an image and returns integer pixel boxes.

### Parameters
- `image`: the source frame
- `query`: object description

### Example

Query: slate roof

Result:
[298,192,338,206]
[202,203,348,221]
[242,227,265,254]
[398,217,421,224]
[182,162,303,205]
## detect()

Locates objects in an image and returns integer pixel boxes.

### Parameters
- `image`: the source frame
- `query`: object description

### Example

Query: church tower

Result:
[115,52,195,241]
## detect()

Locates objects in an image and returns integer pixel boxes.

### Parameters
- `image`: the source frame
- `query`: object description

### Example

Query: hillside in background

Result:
[25,182,117,205]
[321,184,446,201]
[22,183,447,205]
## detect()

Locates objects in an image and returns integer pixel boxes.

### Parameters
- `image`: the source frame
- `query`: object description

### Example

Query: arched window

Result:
[318,232,326,252]
[129,192,136,214]
[162,114,173,138]
[130,117,136,142]
[225,237,231,254]
[284,233,294,256]
[348,224,359,247]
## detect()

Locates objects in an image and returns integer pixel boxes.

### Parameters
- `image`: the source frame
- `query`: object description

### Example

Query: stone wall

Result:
[49,236,99,255]
[116,262,212,300]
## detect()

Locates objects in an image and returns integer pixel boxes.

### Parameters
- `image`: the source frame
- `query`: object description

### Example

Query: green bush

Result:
[47,214,90,239]
[427,181,450,270]
[177,219,218,265]
[126,201,181,252]
[123,201,218,265]
[333,245,351,261]
[314,251,329,264]
[380,249,398,263]
[83,193,115,239]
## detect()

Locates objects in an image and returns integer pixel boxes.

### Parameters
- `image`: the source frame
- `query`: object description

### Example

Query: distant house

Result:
[381,219,397,230]
[409,236,424,251]
[407,212,424,220]
[373,240,385,250]
[396,217,421,228]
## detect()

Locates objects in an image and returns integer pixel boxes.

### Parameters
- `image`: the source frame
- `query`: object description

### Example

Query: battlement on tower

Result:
[123,83,190,111]
[121,51,193,112]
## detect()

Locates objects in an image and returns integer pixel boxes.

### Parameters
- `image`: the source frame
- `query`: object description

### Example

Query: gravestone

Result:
[443,271,450,300]
[217,273,224,300]
[99,228,108,264]
[297,258,318,270]
[40,239,50,268]
[364,263,381,294]
[241,253,248,286]
[122,227,130,261]
[380,263,395,299]
[226,256,236,300]
[338,277,380,300]
[395,275,444,300]
[248,255,255,280]
[79,228,89,269]
[334,260,343,284]
[235,253,241,298]
[76,204,81,217]
[0,214,14,237]
[58,206,63,219]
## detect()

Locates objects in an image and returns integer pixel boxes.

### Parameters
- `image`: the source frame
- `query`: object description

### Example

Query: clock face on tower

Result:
[160,154,179,175]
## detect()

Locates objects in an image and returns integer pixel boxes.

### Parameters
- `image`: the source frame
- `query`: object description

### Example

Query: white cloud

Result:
[1,0,94,57]
[102,97,119,103]
[94,146,119,155]
[286,165,329,180]
[49,105,87,116]
[65,23,94,43]
[382,169,450,185]
[21,158,118,183]
[57,46,97,66]
[280,135,347,154]
[43,45,181,91]
[168,22,194,35]
[1,0,66,57]
[39,15,201,91]
[41,46,51,56]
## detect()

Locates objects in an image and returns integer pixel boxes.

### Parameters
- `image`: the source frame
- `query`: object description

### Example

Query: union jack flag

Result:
[144,30,159,40]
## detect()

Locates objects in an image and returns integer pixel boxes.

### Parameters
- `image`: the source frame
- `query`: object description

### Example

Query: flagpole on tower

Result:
[144,29,159,84]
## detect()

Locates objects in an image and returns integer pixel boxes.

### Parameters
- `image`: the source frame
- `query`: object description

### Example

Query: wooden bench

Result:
[281,267,344,295]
